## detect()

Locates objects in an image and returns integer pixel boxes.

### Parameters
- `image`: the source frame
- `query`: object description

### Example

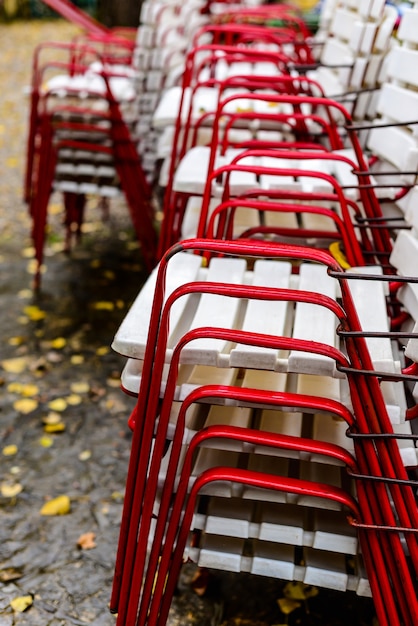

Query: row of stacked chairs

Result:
[24,1,418,625]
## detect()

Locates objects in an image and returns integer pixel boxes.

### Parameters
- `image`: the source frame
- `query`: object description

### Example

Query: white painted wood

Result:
[111,251,203,358]
[304,549,349,592]
[288,264,338,376]
[397,8,418,45]
[230,259,292,369]
[178,257,247,365]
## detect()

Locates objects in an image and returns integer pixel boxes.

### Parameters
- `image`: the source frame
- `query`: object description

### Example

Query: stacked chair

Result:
[24,8,157,288]
[105,1,418,625]
[25,0,418,624]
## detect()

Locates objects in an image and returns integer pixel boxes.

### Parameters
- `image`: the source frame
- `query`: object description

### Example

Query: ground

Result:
[0,19,377,626]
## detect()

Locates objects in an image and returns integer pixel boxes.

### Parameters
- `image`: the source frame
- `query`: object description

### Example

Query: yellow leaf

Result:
[93,301,114,311]
[96,346,109,356]
[8,382,24,393]
[42,412,61,425]
[23,305,46,321]
[70,354,85,365]
[1,482,23,498]
[40,495,71,516]
[8,336,26,346]
[66,394,82,406]
[283,581,318,601]
[43,422,66,433]
[50,337,66,349]
[77,531,96,550]
[3,445,18,456]
[14,398,38,414]
[10,595,33,613]
[79,450,91,461]
[39,436,54,448]
[20,384,39,397]
[48,398,67,412]
[2,357,28,374]
[71,381,89,394]
[277,597,302,615]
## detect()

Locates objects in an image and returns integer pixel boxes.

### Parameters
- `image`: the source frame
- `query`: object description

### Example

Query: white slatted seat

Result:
[113,254,410,437]
[365,6,418,206]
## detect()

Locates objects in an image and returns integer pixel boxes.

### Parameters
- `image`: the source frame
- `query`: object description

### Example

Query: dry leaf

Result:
[277,597,301,615]
[190,567,210,597]
[8,336,25,346]
[1,357,28,374]
[10,595,33,613]
[70,381,89,394]
[13,398,38,414]
[93,301,114,311]
[40,495,71,516]
[3,444,18,456]
[43,422,66,433]
[48,398,67,412]
[50,337,66,349]
[77,532,96,550]
[70,355,84,365]
[283,581,318,601]
[1,482,23,498]
[66,394,82,406]
[96,346,109,356]
[42,412,61,425]
[0,567,23,582]
[20,384,39,397]
[23,305,46,321]
[39,436,54,448]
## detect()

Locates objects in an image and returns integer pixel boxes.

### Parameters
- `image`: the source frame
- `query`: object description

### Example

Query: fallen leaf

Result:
[40,495,71,516]
[1,482,23,498]
[42,412,62,425]
[71,381,90,394]
[0,568,23,582]
[77,532,96,550]
[2,445,18,456]
[277,597,301,615]
[39,436,54,448]
[96,346,109,356]
[70,354,85,365]
[20,384,39,397]
[79,450,91,461]
[190,567,210,596]
[48,398,67,412]
[66,394,82,406]
[93,301,114,311]
[1,357,28,374]
[43,422,66,433]
[13,398,38,414]
[50,337,66,349]
[10,595,33,613]
[23,305,46,321]
[283,581,318,601]
[8,336,26,346]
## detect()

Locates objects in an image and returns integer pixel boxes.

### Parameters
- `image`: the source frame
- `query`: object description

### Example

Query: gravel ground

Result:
[0,19,378,626]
